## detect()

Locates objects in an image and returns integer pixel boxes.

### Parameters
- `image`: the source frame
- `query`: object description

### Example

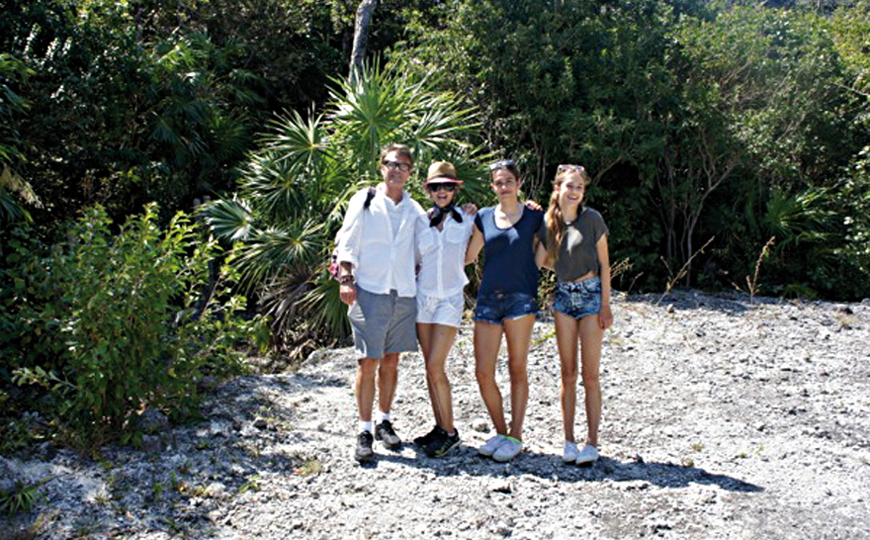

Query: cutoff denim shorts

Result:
[553,277,602,320]
[473,291,538,324]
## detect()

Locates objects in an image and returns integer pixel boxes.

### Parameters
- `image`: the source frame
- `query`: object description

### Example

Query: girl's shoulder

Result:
[581,207,605,222]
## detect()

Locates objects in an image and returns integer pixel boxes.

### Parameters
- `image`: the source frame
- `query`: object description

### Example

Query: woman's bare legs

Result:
[579,314,604,446]
[474,321,507,435]
[502,314,535,441]
[554,311,580,443]
[417,322,458,432]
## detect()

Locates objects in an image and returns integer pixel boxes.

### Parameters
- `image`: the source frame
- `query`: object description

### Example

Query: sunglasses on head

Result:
[557,164,586,173]
[488,159,517,171]
[427,182,457,193]
[383,160,412,172]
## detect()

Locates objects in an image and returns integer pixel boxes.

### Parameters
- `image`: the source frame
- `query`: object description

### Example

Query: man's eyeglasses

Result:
[383,160,412,172]
[557,164,586,173]
[427,183,457,193]
[489,159,517,171]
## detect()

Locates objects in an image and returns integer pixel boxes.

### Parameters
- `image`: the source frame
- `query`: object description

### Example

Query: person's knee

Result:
[561,367,578,386]
[426,360,446,379]
[475,367,495,385]
[358,358,378,375]
[581,369,600,389]
[507,359,528,382]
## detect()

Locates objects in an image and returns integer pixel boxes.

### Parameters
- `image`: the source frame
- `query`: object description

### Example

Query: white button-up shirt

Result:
[335,184,424,298]
[415,207,474,298]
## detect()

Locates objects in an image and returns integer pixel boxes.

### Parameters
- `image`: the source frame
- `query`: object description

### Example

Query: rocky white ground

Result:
[2,291,869,539]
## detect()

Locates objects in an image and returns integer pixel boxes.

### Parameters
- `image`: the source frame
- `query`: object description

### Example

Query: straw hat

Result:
[425,161,463,185]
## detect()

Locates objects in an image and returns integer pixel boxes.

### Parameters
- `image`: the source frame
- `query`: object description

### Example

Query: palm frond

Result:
[200,197,255,242]
[233,220,324,292]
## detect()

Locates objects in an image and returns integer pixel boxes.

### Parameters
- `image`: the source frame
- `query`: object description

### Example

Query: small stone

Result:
[471,418,489,433]
[490,479,512,494]
[205,482,227,499]
[666,304,675,313]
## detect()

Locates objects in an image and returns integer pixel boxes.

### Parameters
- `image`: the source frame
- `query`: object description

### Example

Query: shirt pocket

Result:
[446,225,467,245]
[417,228,436,255]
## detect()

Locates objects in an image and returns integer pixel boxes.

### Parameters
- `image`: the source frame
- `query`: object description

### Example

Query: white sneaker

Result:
[478,435,506,457]
[562,441,580,463]
[575,444,599,465]
[493,437,523,462]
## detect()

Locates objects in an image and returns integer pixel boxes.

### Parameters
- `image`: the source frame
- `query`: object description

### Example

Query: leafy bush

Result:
[2,204,268,450]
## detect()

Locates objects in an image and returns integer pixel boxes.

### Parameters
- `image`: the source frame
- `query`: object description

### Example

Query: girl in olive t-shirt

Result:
[535,164,613,466]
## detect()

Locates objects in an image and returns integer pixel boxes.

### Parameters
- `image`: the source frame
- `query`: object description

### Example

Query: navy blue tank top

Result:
[474,206,544,297]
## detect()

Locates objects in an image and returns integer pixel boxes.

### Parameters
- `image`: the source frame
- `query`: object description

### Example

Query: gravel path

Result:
[3,291,869,539]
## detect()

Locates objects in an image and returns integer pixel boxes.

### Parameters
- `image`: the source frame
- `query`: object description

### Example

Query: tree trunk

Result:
[350,0,378,82]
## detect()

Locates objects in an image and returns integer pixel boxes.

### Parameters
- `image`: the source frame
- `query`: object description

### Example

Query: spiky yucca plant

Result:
[203,63,490,361]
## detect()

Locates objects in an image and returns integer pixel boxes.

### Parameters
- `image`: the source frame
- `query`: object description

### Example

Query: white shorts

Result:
[416,292,464,327]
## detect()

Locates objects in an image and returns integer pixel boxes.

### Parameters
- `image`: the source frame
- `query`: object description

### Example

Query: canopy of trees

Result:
[1,0,869,452]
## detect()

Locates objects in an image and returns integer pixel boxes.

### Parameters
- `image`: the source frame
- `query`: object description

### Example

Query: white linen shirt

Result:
[415,207,475,298]
[335,184,425,298]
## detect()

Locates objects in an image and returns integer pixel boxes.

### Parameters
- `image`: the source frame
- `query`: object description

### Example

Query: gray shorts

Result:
[348,287,418,359]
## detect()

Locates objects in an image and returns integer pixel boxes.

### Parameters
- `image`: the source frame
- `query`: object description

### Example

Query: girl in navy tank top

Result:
[465,160,544,462]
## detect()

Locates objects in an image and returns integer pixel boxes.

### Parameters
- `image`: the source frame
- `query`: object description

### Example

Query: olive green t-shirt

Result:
[538,207,609,282]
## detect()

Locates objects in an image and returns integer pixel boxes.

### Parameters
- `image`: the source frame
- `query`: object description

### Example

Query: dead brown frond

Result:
[658,236,715,305]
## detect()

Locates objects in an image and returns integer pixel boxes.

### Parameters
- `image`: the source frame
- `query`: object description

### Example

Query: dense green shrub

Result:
[1,204,268,450]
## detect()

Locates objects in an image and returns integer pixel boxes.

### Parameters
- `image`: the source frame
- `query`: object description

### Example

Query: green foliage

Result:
[396,0,869,297]
[0,479,45,517]
[2,204,268,448]
[0,52,39,225]
[1,0,349,226]
[204,63,487,354]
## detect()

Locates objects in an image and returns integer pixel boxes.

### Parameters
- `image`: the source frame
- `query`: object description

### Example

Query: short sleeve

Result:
[537,222,548,244]
[592,210,609,243]
[474,211,484,232]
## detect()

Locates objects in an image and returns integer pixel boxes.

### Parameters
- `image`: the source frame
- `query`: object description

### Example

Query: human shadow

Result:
[369,444,762,493]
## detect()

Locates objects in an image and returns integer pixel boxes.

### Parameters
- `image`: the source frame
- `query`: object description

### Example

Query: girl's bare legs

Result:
[579,314,604,446]
[502,314,535,441]
[417,322,458,432]
[554,311,580,443]
[474,321,507,435]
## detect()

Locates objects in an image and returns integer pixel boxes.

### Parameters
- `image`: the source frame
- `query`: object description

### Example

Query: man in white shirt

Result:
[335,143,425,463]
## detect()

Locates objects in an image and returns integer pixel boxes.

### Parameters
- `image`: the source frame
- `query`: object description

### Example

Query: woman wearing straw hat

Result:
[412,161,475,457]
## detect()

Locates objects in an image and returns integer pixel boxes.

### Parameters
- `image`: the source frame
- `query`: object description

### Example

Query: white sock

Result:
[360,420,373,433]
[379,411,391,423]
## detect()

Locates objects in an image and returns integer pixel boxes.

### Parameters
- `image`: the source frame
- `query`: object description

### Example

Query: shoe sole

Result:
[576,458,598,466]
[492,448,522,462]
[355,452,374,463]
[378,439,402,450]
[375,434,402,450]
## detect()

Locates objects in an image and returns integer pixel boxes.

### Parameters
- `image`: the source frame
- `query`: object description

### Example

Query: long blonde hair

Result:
[545,167,591,263]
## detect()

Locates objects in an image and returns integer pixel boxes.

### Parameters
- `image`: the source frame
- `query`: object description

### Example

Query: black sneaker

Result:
[413,425,445,447]
[375,420,402,450]
[425,428,461,458]
[354,431,374,462]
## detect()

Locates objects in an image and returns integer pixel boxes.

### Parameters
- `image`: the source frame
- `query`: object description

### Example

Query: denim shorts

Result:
[553,277,602,319]
[473,291,538,324]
